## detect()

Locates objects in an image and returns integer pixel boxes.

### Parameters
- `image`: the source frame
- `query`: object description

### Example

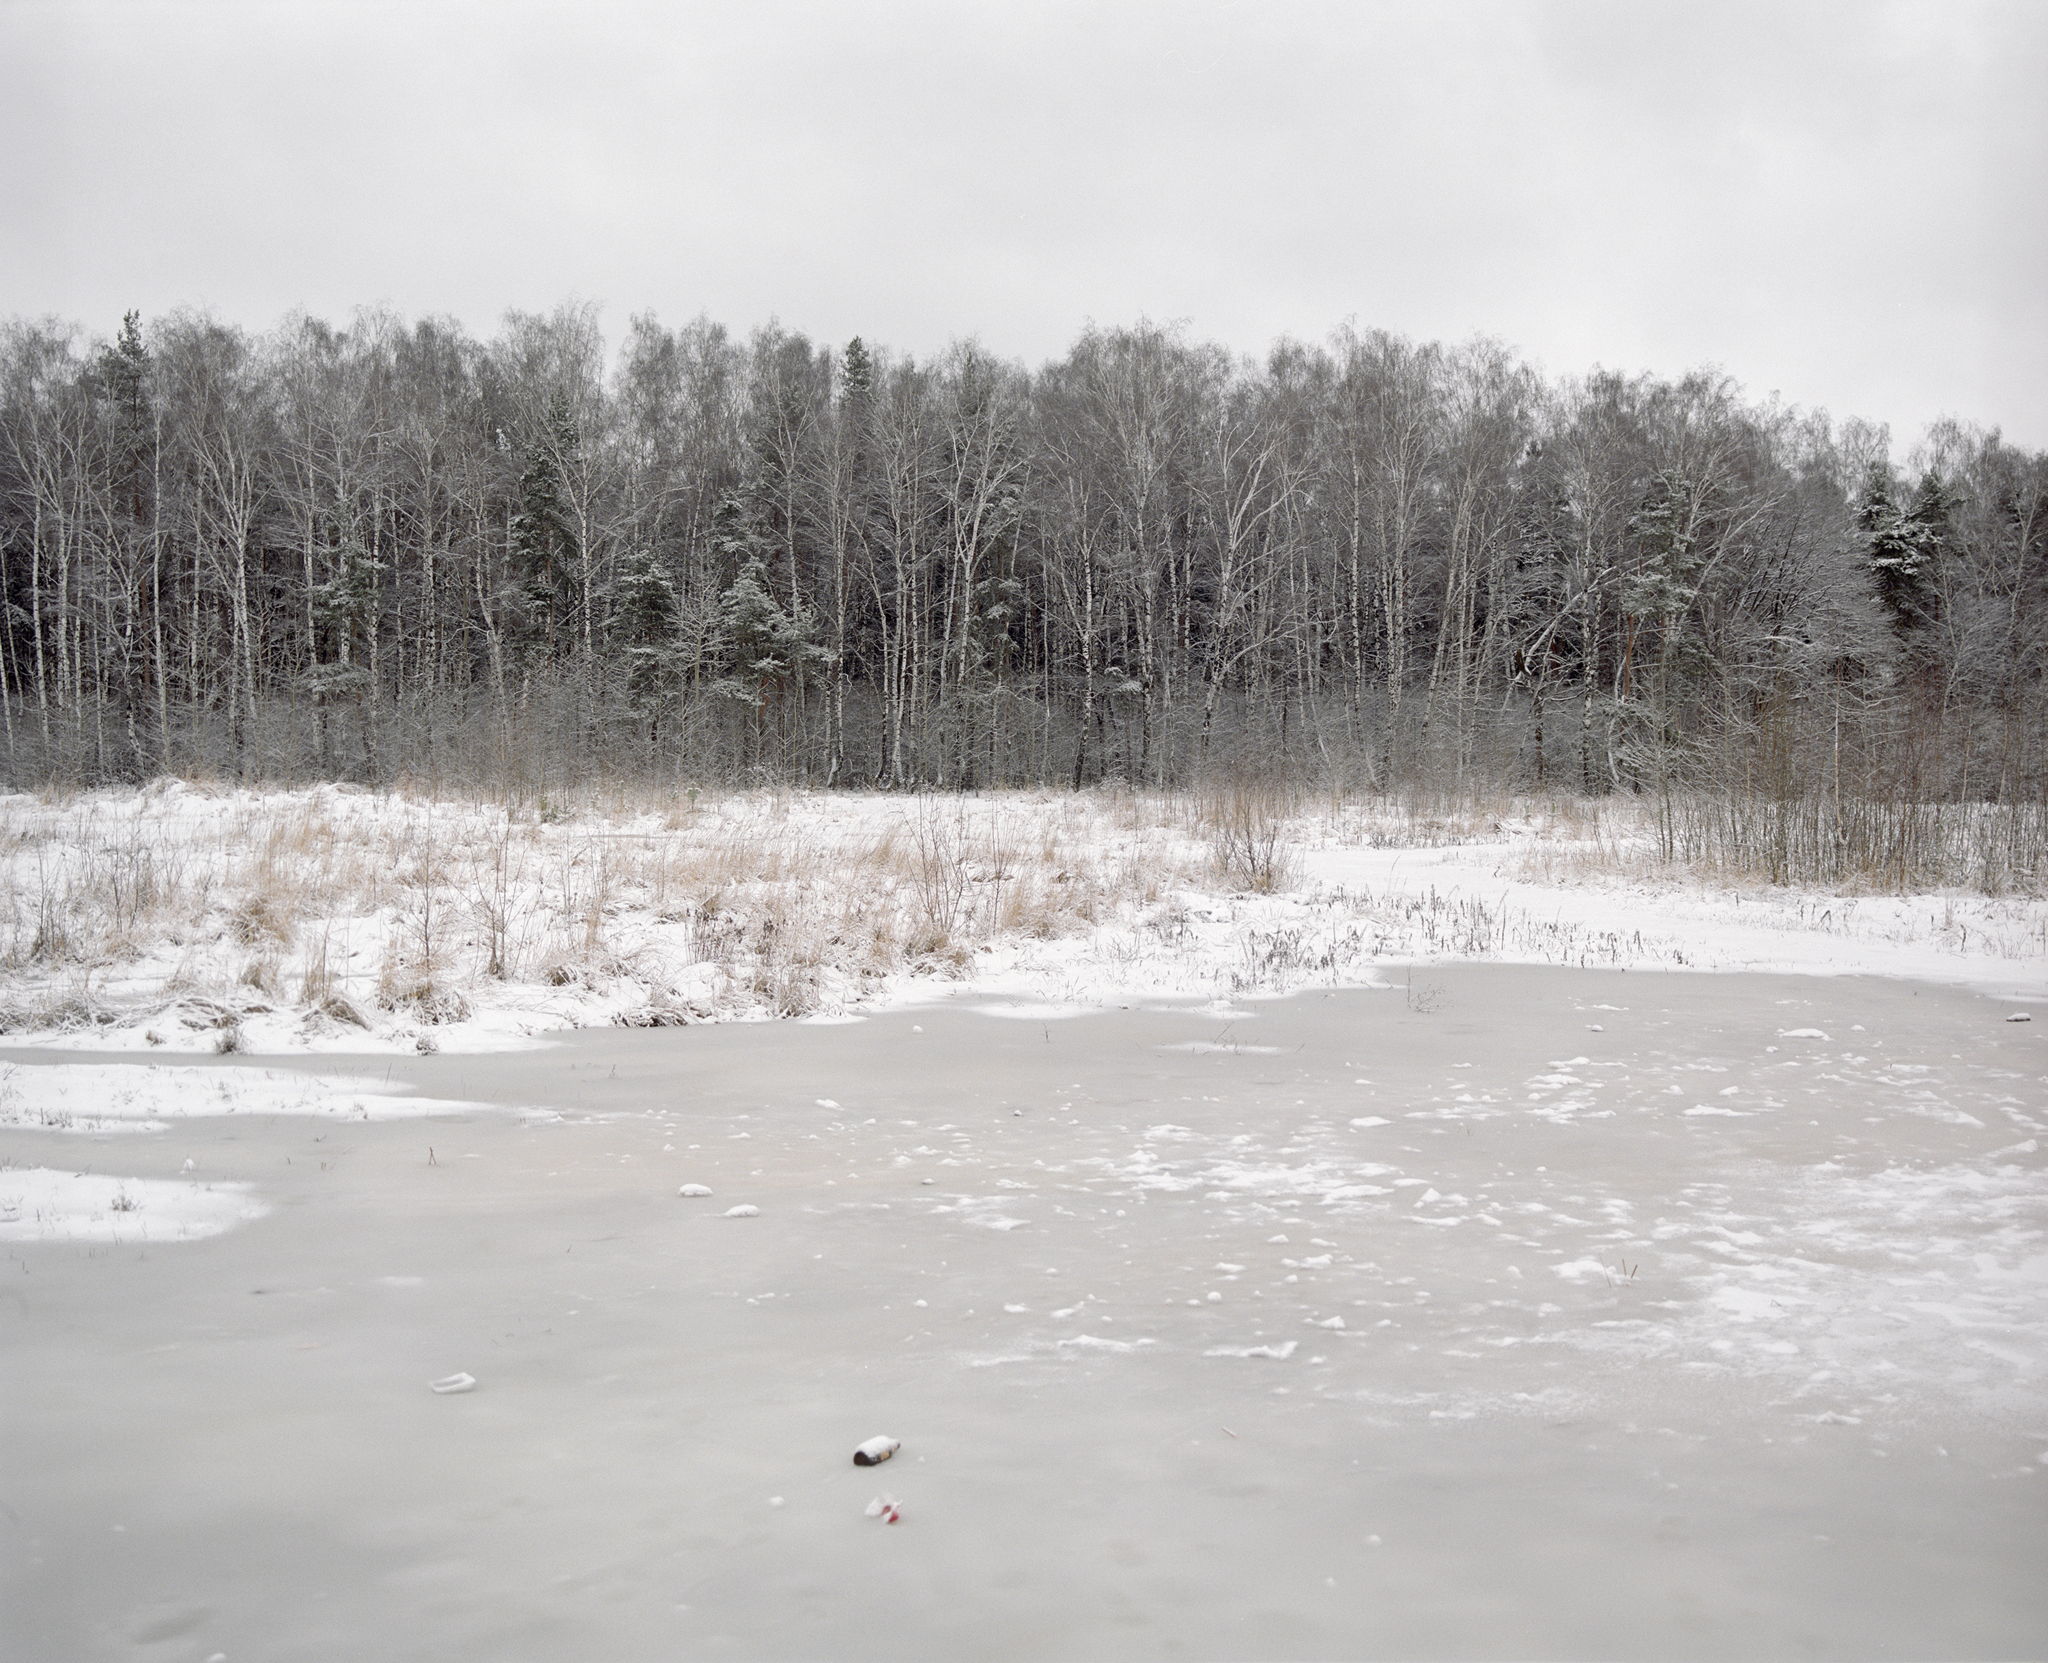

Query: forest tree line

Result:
[1,305,2043,798]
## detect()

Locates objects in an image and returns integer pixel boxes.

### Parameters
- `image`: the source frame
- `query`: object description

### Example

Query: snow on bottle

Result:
[852,1434,901,1466]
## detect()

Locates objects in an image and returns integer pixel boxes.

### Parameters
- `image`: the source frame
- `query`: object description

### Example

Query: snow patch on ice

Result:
[0,1167,267,1242]
[0,1061,499,1135]
[1206,1340,1299,1361]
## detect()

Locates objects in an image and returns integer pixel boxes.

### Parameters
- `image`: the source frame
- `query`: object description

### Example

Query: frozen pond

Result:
[3,967,2044,1661]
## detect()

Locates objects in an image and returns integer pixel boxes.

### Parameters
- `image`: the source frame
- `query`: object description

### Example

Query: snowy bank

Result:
[1,782,2039,1056]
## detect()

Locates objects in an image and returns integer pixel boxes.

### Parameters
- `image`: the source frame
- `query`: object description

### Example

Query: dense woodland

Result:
[1,306,2043,799]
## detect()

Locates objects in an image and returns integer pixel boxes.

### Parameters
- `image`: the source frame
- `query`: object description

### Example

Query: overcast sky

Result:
[3,0,2043,450]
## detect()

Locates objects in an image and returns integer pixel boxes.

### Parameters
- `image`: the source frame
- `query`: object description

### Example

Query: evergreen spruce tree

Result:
[507,398,582,646]
[1622,472,1702,623]
[712,559,829,704]
[1504,489,1581,786]
[1901,469,1953,626]
[839,336,874,405]
[308,538,384,685]
[611,546,682,720]
[708,485,768,572]
[1857,462,1937,636]
[711,555,827,771]
[301,536,384,771]
[1617,472,1707,782]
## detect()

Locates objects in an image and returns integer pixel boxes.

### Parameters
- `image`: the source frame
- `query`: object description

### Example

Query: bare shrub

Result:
[460,832,520,979]
[907,807,969,957]
[26,894,75,965]
[1203,785,1301,894]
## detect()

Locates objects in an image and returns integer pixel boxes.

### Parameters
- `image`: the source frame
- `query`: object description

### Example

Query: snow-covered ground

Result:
[2,782,2040,1060]
[1301,835,2046,996]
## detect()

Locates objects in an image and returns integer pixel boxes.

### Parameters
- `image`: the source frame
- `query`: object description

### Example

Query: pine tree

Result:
[92,312,150,430]
[90,311,153,520]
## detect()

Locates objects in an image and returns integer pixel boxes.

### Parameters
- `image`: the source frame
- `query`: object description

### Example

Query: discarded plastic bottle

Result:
[852,1435,901,1466]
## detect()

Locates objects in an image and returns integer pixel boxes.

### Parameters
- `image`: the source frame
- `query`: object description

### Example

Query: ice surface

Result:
[3,964,2043,1658]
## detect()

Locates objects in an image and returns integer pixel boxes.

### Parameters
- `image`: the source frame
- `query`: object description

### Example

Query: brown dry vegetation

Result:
[0,780,2038,1042]
[0,784,1221,1034]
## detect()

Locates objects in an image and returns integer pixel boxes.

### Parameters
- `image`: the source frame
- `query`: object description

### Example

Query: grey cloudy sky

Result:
[4,0,2043,449]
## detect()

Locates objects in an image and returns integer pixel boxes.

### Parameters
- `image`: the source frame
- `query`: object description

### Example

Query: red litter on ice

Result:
[864,1496,902,1523]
